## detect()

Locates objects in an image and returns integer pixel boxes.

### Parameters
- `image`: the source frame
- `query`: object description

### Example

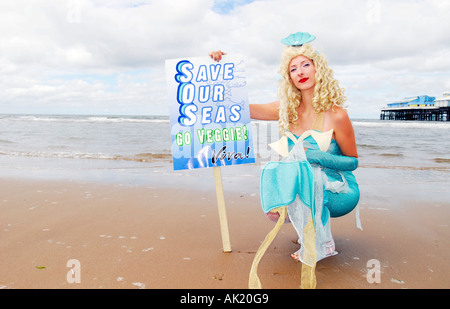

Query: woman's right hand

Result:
[209,50,226,62]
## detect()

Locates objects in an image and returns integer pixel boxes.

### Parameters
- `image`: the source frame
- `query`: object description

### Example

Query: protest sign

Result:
[166,55,255,252]
[166,55,255,171]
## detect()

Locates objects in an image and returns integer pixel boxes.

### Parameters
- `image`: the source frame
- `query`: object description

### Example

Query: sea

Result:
[1,114,449,206]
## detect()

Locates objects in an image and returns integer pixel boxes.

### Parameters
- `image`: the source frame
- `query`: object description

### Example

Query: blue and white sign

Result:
[166,55,255,171]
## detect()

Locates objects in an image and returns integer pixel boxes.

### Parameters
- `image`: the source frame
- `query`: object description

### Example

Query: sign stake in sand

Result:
[166,55,255,253]
[213,166,231,252]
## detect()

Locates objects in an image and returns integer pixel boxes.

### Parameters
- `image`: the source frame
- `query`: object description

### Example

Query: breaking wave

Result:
[0,150,173,162]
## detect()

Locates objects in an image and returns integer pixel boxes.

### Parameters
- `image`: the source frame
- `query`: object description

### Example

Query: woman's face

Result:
[289,55,316,92]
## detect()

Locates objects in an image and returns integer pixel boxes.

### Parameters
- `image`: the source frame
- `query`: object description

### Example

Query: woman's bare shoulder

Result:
[327,106,351,127]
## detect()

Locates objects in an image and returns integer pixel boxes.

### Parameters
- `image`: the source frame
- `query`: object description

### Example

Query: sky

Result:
[0,0,449,119]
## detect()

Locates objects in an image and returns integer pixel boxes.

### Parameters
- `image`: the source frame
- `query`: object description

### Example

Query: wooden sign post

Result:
[213,166,231,252]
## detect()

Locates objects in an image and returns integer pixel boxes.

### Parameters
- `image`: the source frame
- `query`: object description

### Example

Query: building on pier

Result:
[380,93,450,121]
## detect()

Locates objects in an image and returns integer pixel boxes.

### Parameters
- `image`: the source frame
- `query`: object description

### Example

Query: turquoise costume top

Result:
[261,128,361,224]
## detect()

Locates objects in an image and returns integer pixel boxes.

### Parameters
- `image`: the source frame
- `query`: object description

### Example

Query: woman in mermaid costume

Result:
[210,32,360,288]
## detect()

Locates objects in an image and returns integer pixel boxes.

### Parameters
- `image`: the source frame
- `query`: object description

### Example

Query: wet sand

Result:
[1,174,448,290]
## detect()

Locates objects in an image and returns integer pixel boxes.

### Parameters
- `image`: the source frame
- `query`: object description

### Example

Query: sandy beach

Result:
[1,167,449,290]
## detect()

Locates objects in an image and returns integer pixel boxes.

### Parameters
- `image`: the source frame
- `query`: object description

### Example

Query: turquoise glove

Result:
[305,149,358,171]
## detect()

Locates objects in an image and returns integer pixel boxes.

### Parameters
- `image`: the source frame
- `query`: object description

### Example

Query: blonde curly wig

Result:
[278,44,346,133]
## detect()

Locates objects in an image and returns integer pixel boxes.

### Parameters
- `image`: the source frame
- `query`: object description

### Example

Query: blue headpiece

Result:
[281,32,316,46]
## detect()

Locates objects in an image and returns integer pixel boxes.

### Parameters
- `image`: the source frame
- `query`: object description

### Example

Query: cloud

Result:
[212,0,256,14]
[0,0,448,117]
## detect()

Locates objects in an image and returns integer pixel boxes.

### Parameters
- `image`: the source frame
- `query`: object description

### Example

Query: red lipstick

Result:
[299,77,309,83]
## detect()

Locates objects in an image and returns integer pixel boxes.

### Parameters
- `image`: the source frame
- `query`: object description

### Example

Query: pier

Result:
[380,106,450,121]
[380,93,450,121]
